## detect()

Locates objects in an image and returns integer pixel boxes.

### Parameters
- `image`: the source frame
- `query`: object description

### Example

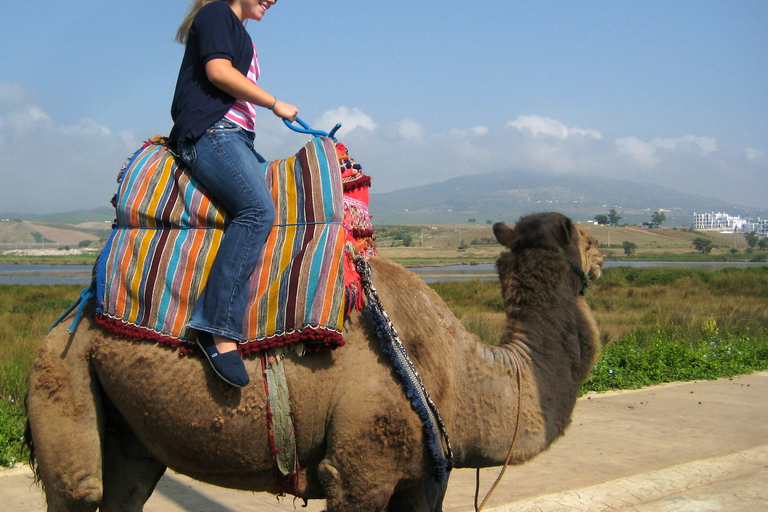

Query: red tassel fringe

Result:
[94,313,345,357]
[342,174,371,193]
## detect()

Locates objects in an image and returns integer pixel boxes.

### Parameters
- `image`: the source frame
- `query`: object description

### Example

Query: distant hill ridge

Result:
[369,171,765,226]
[2,172,764,229]
[0,206,115,224]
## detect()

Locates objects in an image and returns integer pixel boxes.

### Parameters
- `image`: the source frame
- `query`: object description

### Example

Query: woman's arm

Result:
[205,58,298,121]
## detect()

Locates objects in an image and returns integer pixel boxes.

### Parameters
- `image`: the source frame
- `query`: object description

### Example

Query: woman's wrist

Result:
[268,97,277,110]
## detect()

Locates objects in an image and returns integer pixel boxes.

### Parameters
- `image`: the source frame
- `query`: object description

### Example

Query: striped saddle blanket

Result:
[94,135,351,354]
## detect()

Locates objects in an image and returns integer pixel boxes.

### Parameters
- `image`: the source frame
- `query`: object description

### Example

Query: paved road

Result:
[3,372,767,511]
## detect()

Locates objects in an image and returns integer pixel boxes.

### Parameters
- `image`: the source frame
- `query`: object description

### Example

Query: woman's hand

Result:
[270,100,298,122]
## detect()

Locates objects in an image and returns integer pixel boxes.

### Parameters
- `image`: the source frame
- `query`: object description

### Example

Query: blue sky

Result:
[1,0,767,214]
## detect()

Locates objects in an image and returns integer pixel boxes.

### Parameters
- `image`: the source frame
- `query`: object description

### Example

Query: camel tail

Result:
[23,395,44,489]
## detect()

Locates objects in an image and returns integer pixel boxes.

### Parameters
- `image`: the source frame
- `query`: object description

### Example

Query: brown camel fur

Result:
[25,212,602,512]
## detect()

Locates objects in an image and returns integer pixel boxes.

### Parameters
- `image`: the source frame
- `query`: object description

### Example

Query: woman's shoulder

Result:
[196,1,236,23]
[200,1,231,14]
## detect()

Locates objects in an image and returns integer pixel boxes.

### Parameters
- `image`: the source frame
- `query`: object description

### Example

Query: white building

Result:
[693,212,766,235]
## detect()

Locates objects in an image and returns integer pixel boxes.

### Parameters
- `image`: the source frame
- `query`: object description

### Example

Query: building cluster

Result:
[693,212,767,235]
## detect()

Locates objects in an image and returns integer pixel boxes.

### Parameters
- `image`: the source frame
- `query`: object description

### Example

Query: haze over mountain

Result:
[369,171,765,226]
[2,173,763,231]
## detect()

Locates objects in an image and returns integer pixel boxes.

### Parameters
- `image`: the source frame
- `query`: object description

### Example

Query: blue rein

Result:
[283,117,342,140]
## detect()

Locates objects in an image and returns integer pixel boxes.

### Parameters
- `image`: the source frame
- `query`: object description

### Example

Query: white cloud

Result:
[2,83,766,213]
[651,135,717,154]
[0,83,134,214]
[397,119,424,140]
[616,137,660,166]
[313,107,376,138]
[450,125,490,137]
[506,114,602,140]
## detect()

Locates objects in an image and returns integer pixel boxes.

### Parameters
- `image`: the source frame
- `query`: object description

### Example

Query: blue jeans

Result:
[178,119,276,340]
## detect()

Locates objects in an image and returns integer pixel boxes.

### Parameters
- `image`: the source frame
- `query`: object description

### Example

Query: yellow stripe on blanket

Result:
[94,136,346,354]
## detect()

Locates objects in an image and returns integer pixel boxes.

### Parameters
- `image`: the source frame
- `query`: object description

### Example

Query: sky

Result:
[1,0,767,215]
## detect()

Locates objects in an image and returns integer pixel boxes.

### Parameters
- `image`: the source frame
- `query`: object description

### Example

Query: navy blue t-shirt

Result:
[169,1,254,146]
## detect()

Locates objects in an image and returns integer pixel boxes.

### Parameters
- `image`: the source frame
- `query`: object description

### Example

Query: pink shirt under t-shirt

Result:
[224,45,260,133]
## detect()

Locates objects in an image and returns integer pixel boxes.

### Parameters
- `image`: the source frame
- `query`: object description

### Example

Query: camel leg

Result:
[317,459,393,512]
[100,400,166,512]
[387,477,448,512]
[26,322,105,512]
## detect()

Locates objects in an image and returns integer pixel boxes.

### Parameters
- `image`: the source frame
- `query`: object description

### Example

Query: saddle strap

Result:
[356,259,453,484]
[261,349,300,496]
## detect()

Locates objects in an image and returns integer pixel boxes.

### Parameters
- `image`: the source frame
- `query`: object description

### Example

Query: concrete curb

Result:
[483,445,768,512]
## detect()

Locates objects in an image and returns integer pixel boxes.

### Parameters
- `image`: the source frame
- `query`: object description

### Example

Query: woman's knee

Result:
[234,201,275,231]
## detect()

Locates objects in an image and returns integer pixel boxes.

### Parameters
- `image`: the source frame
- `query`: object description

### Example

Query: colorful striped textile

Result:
[94,135,346,354]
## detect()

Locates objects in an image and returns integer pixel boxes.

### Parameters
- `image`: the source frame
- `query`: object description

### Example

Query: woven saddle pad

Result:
[94,135,347,354]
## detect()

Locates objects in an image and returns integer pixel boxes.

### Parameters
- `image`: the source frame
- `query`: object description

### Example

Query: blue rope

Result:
[283,118,342,140]
[48,280,96,334]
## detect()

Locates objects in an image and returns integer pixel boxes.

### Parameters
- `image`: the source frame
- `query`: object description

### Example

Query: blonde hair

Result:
[176,0,229,45]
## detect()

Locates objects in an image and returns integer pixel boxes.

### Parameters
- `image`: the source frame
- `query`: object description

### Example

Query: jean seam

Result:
[186,125,273,340]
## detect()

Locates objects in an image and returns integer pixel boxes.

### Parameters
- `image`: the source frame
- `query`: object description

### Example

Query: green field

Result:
[1,266,768,467]
[375,223,767,265]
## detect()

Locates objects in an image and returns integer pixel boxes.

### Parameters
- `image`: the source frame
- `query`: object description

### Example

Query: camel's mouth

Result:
[578,230,604,283]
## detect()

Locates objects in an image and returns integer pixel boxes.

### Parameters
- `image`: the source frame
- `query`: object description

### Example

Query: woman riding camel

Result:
[169,0,298,387]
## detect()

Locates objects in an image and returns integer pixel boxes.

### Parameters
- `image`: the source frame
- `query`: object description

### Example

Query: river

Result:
[0,261,766,285]
[0,264,93,285]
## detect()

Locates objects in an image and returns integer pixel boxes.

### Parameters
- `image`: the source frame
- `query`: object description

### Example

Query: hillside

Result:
[0,218,111,249]
[369,171,765,226]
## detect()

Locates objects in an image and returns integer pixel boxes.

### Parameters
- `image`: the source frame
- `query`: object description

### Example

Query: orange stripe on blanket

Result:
[95,136,351,354]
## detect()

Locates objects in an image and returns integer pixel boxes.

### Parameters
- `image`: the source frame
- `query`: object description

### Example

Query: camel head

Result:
[493,212,603,294]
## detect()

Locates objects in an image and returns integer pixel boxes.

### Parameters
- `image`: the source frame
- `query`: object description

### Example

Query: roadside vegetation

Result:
[1,267,768,467]
[429,266,768,395]
[0,285,81,467]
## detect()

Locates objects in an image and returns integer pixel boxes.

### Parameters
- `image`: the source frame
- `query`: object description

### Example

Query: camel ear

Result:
[493,222,516,247]
[557,216,574,246]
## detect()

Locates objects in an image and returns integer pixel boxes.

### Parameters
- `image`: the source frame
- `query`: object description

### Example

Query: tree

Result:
[608,209,622,227]
[651,211,666,228]
[745,231,759,248]
[468,218,477,225]
[692,237,713,254]
[758,238,768,251]
[594,214,609,225]
[622,241,637,256]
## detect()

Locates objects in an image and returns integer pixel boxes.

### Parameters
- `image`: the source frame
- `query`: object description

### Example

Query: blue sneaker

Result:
[196,331,250,387]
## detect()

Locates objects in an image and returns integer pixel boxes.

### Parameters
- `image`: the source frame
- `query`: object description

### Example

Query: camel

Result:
[25,211,603,512]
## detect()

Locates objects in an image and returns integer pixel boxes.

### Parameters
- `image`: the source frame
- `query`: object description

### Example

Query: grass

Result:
[0,285,82,466]
[0,254,98,265]
[1,267,768,466]
[429,266,768,395]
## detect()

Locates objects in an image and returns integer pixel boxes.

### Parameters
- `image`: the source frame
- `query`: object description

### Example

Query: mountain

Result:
[2,174,763,231]
[0,207,115,224]
[369,171,765,226]
[0,207,115,247]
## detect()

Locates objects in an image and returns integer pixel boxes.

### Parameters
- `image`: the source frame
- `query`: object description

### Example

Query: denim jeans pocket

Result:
[178,142,197,169]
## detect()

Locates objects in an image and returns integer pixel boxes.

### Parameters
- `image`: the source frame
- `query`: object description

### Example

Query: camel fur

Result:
[25,211,602,512]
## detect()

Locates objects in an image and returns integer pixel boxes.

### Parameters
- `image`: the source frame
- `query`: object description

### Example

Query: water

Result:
[1,261,765,285]
[0,264,92,285]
